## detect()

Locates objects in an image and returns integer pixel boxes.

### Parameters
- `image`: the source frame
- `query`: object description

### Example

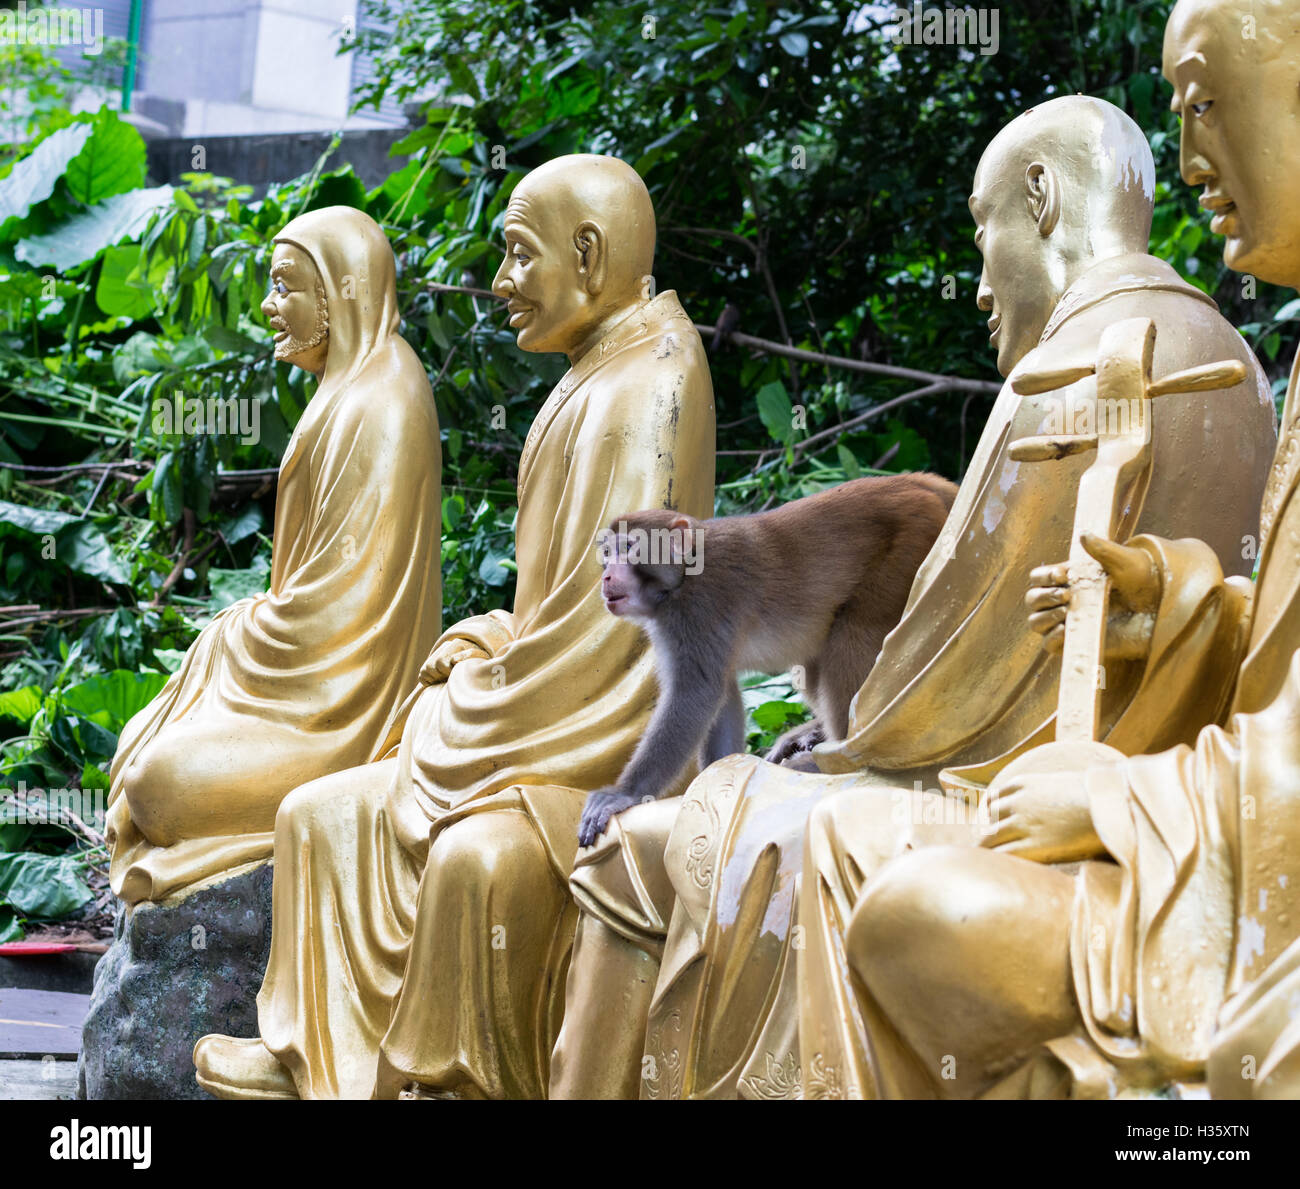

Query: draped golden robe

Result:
[252,291,715,1099]
[569,254,1276,1099]
[855,348,1300,1098]
[106,207,442,906]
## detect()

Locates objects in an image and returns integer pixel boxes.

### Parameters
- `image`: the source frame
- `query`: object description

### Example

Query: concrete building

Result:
[48,0,405,138]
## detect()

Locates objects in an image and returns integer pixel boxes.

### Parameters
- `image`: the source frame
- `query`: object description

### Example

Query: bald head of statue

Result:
[969,96,1156,377]
[492,154,657,361]
[1164,0,1300,288]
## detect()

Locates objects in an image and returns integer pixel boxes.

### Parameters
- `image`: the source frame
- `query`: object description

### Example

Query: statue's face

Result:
[969,167,1057,377]
[493,190,597,355]
[262,243,329,374]
[1164,3,1300,285]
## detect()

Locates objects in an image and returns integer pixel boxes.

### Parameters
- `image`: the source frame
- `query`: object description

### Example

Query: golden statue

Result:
[549,95,1278,1100]
[105,206,443,906]
[843,0,1300,1100]
[193,154,716,1099]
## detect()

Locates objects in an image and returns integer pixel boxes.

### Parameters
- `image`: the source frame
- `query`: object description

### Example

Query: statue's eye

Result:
[513,251,530,264]
[1190,100,1214,117]
[275,281,288,295]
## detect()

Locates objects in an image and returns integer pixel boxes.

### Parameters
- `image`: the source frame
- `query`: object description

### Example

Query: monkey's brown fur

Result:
[578,472,958,845]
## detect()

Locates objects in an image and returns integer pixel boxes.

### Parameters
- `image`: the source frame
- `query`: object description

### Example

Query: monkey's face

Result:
[596,521,688,620]
[600,559,672,619]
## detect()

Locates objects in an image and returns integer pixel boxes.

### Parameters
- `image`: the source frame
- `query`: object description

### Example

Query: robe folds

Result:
[853,348,1300,1098]
[106,207,442,906]
[565,253,1278,1098]
[254,291,716,1098]
[1043,348,1300,1097]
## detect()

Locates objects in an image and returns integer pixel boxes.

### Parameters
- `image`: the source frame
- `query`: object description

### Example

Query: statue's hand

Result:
[419,637,491,685]
[1026,532,1160,661]
[577,787,645,847]
[981,766,1106,864]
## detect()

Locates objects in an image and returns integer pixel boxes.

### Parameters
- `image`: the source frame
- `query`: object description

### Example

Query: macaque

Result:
[577,472,958,845]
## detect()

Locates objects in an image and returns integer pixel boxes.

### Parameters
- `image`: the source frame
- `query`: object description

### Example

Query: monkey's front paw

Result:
[766,721,826,765]
[578,788,641,847]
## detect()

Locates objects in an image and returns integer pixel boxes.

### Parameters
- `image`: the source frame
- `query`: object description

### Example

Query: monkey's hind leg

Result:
[811,598,887,741]
[700,682,745,767]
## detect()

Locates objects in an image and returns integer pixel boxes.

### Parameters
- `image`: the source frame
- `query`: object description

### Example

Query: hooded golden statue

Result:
[845,0,1300,1101]
[548,96,1278,1100]
[105,206,443,906]
[193,154,716,1099]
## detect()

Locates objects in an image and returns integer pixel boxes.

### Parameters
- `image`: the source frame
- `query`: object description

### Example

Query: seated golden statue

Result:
[549,95,1279,1099]
[193,154,716,1099]
[106,206,443,905]
[846,0,1300,1100]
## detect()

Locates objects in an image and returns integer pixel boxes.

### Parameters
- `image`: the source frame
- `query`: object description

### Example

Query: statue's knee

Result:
[848,849,966,988]
[430,813,531,889]
[122,738,185,847]
[275,780,327,836]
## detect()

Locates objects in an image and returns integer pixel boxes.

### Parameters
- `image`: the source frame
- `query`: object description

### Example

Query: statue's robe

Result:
[106,208,442,905]
[251,291,715,1099]
[566,254,1276,1099]
[856,347,1300,1099]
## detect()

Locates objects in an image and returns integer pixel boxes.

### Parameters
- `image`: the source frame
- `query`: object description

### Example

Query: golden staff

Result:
[1008,316,1247,742]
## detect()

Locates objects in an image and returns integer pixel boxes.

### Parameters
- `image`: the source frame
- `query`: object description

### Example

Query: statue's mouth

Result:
[1201,192,1237,234]
[507,303,533,327]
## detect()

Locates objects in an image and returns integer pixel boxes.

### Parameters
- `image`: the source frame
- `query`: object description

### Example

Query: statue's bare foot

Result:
[193,1034,298,1100]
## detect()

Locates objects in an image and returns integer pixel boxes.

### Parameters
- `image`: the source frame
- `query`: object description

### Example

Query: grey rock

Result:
[77,862,272,1100]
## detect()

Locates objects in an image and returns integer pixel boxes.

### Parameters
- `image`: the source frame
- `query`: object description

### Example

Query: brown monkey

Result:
[578,472,958,845]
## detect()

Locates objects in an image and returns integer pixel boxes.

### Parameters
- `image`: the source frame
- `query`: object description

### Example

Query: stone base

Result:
[77,862,273,1100]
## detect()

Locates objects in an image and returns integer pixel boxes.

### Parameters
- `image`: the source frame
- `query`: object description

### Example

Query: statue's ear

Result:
[1025,162,1060,237]
[574,220,606,294]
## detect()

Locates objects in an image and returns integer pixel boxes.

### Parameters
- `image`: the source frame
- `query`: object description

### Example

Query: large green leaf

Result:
[94,243,152,318]
[0,684,42,724]
[0,852,92,919]
[15,185,175,271]
[0,907,22,943]
[59,670,169,732]
[64,108,147,205]
[208,559,269,609]
[0,500,76,536]
[756,380,795,446]
[0,122,92,232]
[0,499,129,584]
[478,550,513,587]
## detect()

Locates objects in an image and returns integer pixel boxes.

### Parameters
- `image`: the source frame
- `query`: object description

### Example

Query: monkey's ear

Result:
[668,515,693,563]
